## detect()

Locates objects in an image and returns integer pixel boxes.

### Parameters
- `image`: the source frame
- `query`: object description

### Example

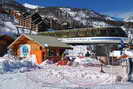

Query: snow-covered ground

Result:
[0,64,133,89]
[0,56,133,89]
[0,71,132,89]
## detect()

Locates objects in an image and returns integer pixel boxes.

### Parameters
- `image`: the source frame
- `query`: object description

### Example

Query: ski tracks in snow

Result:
[26,65,118,88]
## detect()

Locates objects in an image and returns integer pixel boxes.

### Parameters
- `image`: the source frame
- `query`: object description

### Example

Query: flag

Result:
[120,39,125,49]
[120,39,125,55]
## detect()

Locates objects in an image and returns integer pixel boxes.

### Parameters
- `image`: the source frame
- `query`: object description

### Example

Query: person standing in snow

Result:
[127,58,133,81]
[95,45,109,73]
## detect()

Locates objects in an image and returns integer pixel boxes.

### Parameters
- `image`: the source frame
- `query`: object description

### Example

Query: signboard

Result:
[20,44,31,57]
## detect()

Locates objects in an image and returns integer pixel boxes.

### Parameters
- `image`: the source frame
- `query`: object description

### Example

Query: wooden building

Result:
[21,13,48,32]
[9,10,49,32]
[10,10,22,21]
[0,33,16,56]
[8,34,71,64]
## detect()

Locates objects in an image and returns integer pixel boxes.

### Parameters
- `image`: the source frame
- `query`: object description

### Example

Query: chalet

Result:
[0,32,16,56]
[8,34,71,64]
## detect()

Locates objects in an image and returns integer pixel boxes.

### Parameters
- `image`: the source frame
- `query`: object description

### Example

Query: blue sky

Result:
[17,0,133,18]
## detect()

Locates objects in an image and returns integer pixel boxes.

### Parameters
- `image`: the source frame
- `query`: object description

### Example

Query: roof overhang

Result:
[8,34,72,49]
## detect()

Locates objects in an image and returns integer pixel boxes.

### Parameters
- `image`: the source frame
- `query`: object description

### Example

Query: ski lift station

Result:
[41,27,128,44]
[40,27,128,62]
[58,36,128,59]
[58,37,128,44]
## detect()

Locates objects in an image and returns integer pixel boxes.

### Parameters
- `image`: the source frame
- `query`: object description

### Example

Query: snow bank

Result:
[74,57,100,65]
[0,21,17,33]
[0,57,40,74]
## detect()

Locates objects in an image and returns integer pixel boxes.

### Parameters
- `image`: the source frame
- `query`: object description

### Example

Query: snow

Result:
[110,51,122,57]
[89,11,99,17]
[0,55,130,89]
[0,63,132,89]
[124,16,133,22]
[0,21,17,33]
[125,20,133,22]
[74,57,100,65]
[59,8,114,26]
[60,8,89,25]
[74,17,81,21]
[66,45,88,56]
[0,64,117,87]
[105,16,115,21]
[92,21,112,27]
[27,65,118,87]
[0,13,37,35]
[0,21,37,34]
[0,58,133,89]
[23,3,42,9]
[46,15,58,20]
[0,57,40,73]
[110,50,133,58]
[17,28,37,34]
[59,8,89,25]
[121,26,133,42]
[4,22,17,32]
[0,14,14,22]
[121,26,127,31]
[78,11,88,18]
[69,11,77,17]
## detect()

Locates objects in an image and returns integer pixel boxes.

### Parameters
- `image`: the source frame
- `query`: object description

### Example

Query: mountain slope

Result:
[124,16,133,22]
[36,7,122,30]
[0,2,132,33]
[0,0,26,11]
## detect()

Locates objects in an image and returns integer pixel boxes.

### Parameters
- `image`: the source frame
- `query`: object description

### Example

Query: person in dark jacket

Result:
[128,58,133,81]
